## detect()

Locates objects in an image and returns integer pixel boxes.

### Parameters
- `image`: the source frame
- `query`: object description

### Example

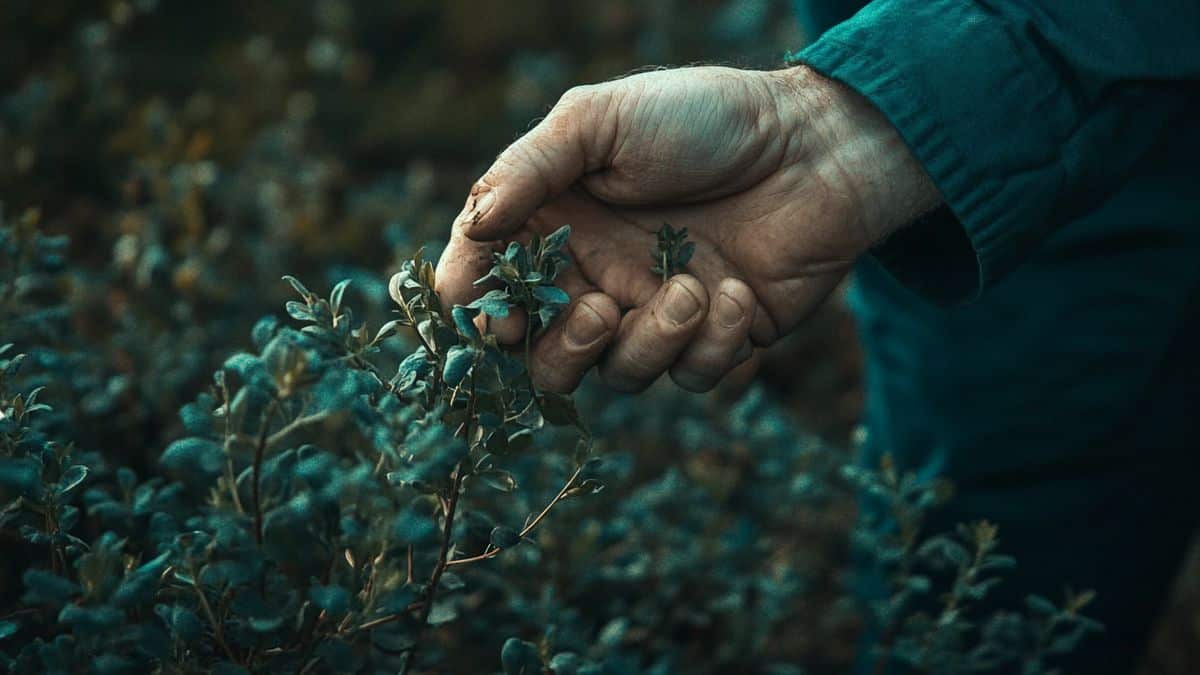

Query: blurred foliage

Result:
[0,1,1115,673]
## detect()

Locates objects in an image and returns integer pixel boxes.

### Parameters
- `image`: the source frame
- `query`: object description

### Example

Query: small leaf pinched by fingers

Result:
[650,223,695,282]
[469,225,574,363]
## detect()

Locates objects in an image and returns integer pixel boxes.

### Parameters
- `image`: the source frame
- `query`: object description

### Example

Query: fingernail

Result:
[467,190,497,228]
[714,292,745,328]
[662,281,702,325]
[565,302,608,347]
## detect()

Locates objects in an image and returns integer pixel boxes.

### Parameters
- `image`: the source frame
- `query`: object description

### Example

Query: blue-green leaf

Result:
[330,279,352,314]
[442,345,474,386]
[490,526,522,550]
[452,306,480,341]
[501,637,541,675]
[678,240,696,266]
[373,319,403,344]
[477,470,517,492]
[427,601,458,625]
[544,225,571,252]
[309,584,351,615]
[0,458,42,499]
[532,285,569,306]
[21,569,80,605]
[155,604,204,641]
[282,275,312,299]
[160,437,223,476]
[58,464,89,496]
[393,507,437,545]
[468,289,512,319]
[286,300,315,321]
[248,614,286,633]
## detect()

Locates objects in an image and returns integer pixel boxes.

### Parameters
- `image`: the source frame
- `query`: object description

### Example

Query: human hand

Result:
[435,65,939,393]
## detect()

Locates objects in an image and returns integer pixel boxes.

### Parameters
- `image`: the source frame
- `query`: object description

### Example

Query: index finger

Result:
[461,84,612,243]
[435,83,615,316]
[433,201,503,309]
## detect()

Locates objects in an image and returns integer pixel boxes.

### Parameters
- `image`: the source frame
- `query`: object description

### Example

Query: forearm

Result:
[792,0,1200,302]
[774,64,943,245]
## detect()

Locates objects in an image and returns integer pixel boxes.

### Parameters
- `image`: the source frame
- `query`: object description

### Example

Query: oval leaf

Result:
[58,465,89,496]
[442,346,474,386]
[489,526,522,550]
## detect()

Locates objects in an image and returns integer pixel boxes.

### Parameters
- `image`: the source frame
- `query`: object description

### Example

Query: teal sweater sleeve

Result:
[793,1,1200,303]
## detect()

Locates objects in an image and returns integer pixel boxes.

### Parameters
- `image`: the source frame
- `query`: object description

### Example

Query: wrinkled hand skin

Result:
[436,65,940,394]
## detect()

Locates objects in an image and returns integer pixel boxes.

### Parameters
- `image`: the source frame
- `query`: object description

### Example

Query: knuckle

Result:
[669,368,716,393]
[500,136,558,192]
[532,370,573,394]
[551,84,612,137]
[600,347,661,392]
[559,84,598,107]
[617,337,670,380]
[530,351,578,393]
[675,345,728,378]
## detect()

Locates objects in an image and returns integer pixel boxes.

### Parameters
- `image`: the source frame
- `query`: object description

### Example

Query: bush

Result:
[1,213,1101,674]
[0,3,1100,673]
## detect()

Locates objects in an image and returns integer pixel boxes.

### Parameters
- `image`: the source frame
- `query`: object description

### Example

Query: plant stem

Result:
[398,373,475,675]
[871,466,925,675]
[397,464,462,675]
[252,398,280,547]
[189,571,240,664]
[266,411,330,450]
[219,376,245,514]
[524,314,533,370]
[44,509,59,575]
[343,600,425,634]
[446,463,584,568]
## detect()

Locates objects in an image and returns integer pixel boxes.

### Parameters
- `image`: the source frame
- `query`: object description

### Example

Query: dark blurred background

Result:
[0,1,1194,672]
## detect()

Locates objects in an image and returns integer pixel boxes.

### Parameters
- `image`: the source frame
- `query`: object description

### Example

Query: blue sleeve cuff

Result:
[792,0,1074,304]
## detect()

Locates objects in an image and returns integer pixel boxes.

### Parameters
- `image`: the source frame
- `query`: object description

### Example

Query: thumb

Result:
[462,85,613,241]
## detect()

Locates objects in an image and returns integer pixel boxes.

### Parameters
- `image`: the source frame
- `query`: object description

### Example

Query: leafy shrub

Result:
[1,212,1099,674]
[0,3,1101,673]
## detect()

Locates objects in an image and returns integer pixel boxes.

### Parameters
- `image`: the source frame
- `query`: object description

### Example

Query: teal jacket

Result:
[793,2,1200,672]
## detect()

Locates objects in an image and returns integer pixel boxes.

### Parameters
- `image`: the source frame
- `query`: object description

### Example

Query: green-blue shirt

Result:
[793,2,1200,672]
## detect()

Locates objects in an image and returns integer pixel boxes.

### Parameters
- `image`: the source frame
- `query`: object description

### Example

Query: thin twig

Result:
[252,398,280,547]
[406,545,414,584]
[395,465,463,675]
[189,573,240,664]
[446,463,584,568]
[220,376,245,514]
[397,372,476,675]
[266,411,330,450]
[343,600,426,634]
[524,315,533,370]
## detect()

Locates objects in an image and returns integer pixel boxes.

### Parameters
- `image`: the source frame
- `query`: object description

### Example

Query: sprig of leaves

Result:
[0,213,1103,675]
[845,454,1103,675]
[0,226,604,674]
[471,225,572,337]
[650,223,695,282]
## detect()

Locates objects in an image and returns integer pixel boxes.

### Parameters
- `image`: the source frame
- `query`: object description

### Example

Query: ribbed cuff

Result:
[791,0,1068,304]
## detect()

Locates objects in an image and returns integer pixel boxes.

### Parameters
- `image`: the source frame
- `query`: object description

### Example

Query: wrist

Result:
[773,65,942,246]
